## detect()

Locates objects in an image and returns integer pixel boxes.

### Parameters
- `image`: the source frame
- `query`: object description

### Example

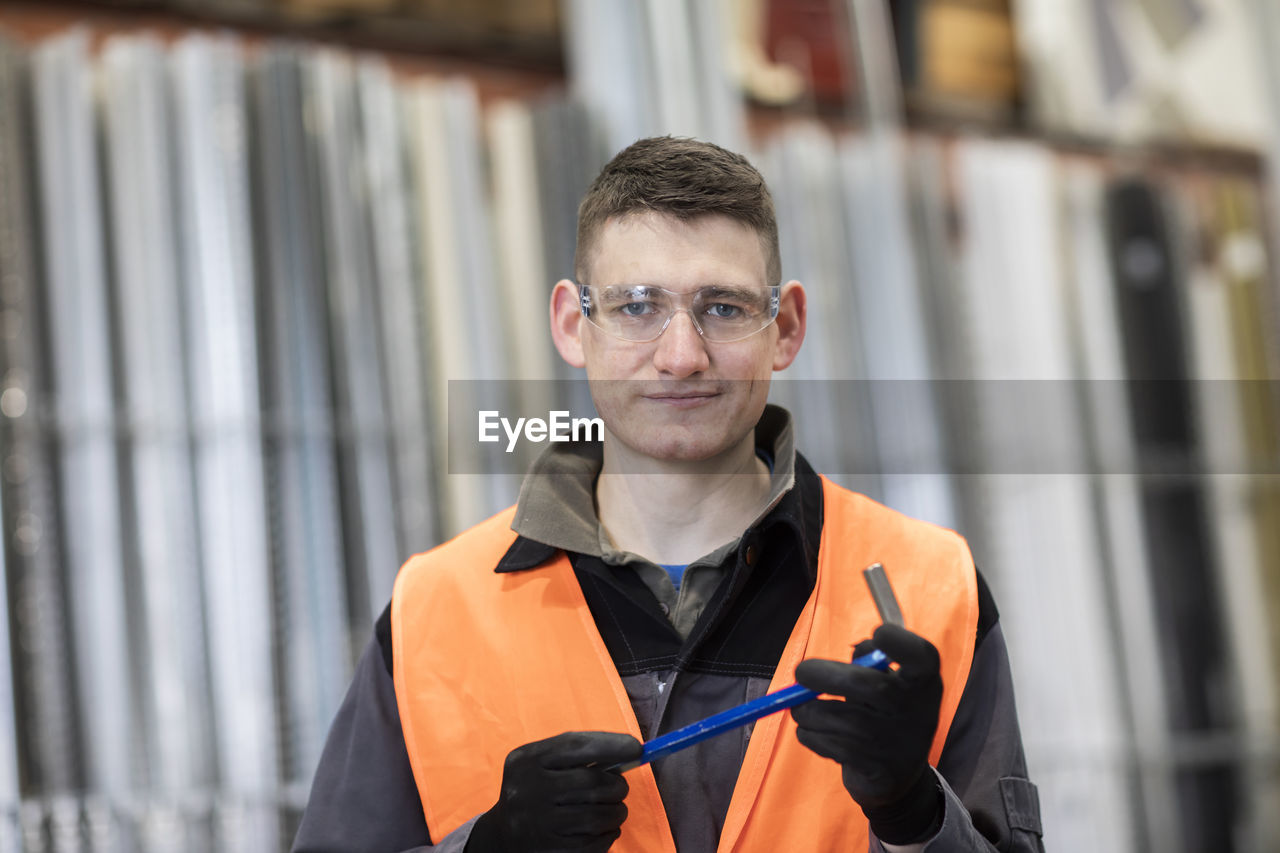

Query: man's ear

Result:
[549,279,587,368]
[772,280,806,371]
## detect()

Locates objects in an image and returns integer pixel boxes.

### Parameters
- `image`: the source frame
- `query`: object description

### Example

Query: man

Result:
[293,136,1044,852]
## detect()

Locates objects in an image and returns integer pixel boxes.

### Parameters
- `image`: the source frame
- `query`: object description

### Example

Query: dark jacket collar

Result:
[496,444,823,583]
[507,404,798,562]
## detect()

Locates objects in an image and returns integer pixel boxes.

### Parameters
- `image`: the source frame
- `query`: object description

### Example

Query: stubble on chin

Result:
[602,403,761,469]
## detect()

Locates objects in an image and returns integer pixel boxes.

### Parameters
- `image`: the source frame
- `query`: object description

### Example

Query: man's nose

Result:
[652,310,710,377]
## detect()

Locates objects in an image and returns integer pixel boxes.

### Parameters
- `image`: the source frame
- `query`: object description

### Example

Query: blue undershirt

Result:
[659,563,688,589]
[657,448,776,590]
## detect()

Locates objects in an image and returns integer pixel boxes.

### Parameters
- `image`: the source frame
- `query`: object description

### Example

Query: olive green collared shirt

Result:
[510,404,797,638]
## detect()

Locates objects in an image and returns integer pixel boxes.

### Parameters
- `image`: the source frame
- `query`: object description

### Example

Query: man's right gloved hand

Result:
[466,731,642,852]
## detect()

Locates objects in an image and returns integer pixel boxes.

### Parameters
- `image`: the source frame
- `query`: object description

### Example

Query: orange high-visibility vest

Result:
[392,476,978,851]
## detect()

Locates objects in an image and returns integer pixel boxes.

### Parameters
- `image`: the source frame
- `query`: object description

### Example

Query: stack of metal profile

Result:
[758,126,876,498]
[527,94,597,436]
[529,94,598,443]
[1012,0,1268,149]
[170,32,279,853]
[530,95,596,299]
[1210,181,1280,846]
[356,56,439,559]
[562,0,745,156]
[487,98,555,386]
[1171,176,1280,847]
[99,33,217,853]
[0,32,44,853]
[0,24,602,850]
[31,30,139,853]
[305,48,401,637]
[436,79,520,516]
[837,132,955,529]
[943,141,1138,853]
[1105,175,1239,851]
[249,44,352,807]
[487,95,566,469]
[403,77,512,532]
[1056,162,1180,853]
[0,480,19,853]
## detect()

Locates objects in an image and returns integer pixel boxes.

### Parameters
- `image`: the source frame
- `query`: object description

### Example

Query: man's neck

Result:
[595,433,773,565]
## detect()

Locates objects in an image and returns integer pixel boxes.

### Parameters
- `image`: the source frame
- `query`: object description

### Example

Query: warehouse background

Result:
[0,0,1279,850]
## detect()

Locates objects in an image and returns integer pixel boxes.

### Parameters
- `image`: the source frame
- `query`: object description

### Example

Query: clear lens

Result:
[580,284,780,343]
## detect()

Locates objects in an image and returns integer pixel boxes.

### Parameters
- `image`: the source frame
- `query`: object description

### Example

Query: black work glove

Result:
[466,731,642,852]
[792,624,945,845]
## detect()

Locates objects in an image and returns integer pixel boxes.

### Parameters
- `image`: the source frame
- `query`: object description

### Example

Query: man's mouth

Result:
[642,389,721,406]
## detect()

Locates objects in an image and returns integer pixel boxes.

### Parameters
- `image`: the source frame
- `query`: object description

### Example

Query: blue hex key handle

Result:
[608,563,902,773]
[607,648,890,773]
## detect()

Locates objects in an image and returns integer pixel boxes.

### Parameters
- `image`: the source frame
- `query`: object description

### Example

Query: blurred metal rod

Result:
[843,0,903,130]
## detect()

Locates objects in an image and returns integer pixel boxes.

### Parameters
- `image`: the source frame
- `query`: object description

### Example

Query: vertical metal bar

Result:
[642,0,701,136]
[687,0,747,151]
[1060,162,1173,853]
[250,44,350,806]
[486,98,565,458]
[0,33,80,823]
[841,0,903,130]
[836,132,957,528]
[31,30,138,852]
[357,57,439,557]
[755,128,874,494]
[0,42,28,853]
[438,81,520,516]
[562,0,655,156]
[529,94,597,421]
[404,81,495,535]
[306,49,401,632]
[170,33,278,852]
[99,34,216,853]
[949,140,1138,851]
[835,0,957,526]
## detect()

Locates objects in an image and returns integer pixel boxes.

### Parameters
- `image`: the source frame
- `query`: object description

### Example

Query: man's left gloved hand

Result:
[792,624,945,846]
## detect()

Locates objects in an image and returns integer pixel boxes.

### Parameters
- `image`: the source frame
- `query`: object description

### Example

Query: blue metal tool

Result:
[609,648,890,773]
[609,563,903,773]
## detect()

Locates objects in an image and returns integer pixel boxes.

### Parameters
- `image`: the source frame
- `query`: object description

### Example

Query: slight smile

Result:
[642,390,722,408]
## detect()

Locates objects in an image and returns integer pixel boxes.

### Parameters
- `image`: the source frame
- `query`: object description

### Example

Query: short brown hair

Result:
[575,136,781,285]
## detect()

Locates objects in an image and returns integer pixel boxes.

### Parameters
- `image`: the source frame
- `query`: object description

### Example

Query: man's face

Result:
[550,211,805,465]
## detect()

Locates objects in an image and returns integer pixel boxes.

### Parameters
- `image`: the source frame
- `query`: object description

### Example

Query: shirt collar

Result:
[498,404,809,573]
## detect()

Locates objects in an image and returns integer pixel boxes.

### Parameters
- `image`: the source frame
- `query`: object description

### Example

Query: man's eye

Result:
[706,303,744,319]
[618,301,657,317]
